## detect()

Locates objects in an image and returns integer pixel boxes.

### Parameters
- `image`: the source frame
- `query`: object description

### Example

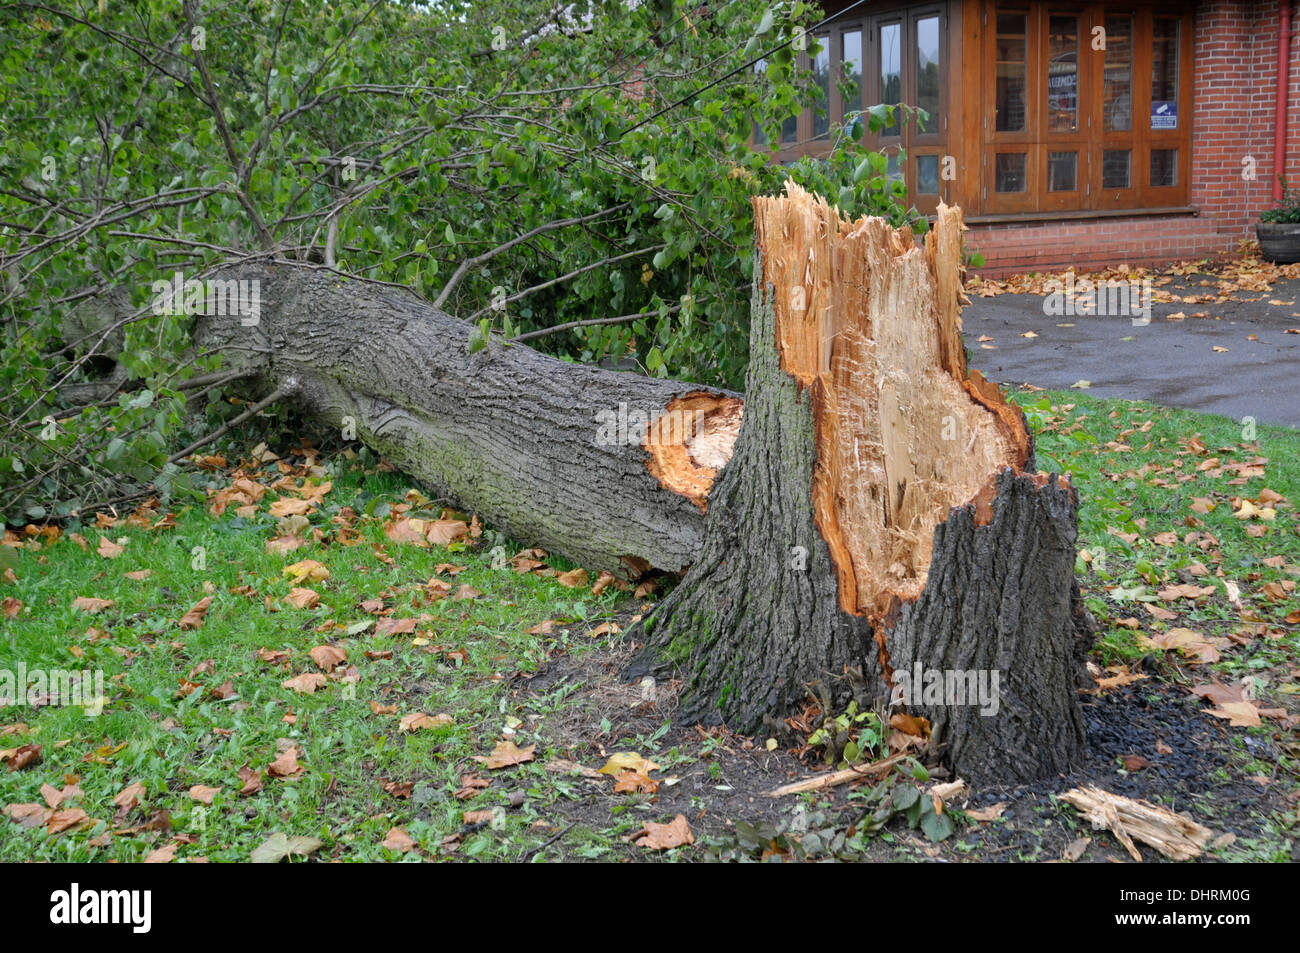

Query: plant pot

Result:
[1255,221,1300,263]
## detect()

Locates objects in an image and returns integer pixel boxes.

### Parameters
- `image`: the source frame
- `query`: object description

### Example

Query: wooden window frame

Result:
[983,1,1193,216]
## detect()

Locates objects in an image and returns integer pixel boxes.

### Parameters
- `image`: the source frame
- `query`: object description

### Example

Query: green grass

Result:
[0,448,632,862]
[1,390,1297,862]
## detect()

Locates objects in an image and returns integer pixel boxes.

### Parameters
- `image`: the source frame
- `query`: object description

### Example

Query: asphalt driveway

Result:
[963,276,1300,428]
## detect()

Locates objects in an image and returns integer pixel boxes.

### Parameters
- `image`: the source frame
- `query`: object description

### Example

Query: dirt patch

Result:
[518,640,1295,862]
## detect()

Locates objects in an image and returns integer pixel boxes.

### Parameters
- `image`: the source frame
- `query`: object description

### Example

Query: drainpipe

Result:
[1274,0,1293,201]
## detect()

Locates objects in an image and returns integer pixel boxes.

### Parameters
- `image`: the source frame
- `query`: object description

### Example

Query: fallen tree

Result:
[198,183,1092,783]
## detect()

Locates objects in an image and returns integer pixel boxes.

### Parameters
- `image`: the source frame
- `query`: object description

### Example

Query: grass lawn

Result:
[1,390,1296,862]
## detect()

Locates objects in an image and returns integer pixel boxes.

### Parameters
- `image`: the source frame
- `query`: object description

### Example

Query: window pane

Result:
[1048,151,1076,191]
[881,22,901,134]
[1150,148,1177,187]
[1048,16,1078,133]
[995,13,1027,132]
[917,154,939,194]
[812,35,830,140]
[1151,19,1179,129]
[886,152,903,182]
[1102,149,1131,189]
[782,113,797,144]
[995,153,1027,192]
[842,30,862,126]
[1103,17,1132,131]
[916,16,940,132]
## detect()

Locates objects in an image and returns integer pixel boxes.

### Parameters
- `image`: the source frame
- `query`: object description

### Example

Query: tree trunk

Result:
[630,184,1092,784]
[195,182,1092,783]
[195,266,741,578]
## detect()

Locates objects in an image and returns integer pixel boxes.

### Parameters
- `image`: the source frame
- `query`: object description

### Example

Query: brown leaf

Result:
[112,780,144,816]
[3,803,50,828]
[284,587,320,610]
[1191,681,1245,706]
[614,770,661,794]
[97,535,125,559]
[237,764,263,796]
[556,567,589,588]
[382,827,416,852]
[382,779,414,798]
[966,802,1007,822]
[454,774,491,799]
[399,712,453,733]
[375,617,417,636]
[369,701,398,715]
[178,596,213,630]
[3,597,23,618]
[309,645,347,671]
[189,785,220,804]
[282,672,329,694]
[1207,701,1262,727]
[474,739,536,770]
[267,746,303,779]
[1121,755,1151,771]
[257,647,291,665]
[425,520,469,545]
[452,584,483,601]
[40,782,81,809]
[48,807,89,834]
[634,814,694,850]
[72,597,114,614]
[5,743,41,771]
[144,842,177,863]
[269,498,312,517]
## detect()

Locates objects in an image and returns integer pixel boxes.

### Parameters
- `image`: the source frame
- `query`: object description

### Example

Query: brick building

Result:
[779,1,1298,273]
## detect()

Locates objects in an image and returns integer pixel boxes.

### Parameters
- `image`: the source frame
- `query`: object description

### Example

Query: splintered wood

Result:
[1060,786,1213,861]
[751,181,1030,618]
[642,391,744,510]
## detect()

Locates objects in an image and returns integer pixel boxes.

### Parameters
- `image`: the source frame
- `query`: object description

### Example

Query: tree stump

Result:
[632,183,1093,783]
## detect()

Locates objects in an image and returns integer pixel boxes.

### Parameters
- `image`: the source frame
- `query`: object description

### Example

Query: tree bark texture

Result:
[632,184,1092,783]
[195,265,741,578]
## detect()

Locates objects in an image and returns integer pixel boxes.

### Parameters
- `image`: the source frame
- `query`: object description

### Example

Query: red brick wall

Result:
[969,0,1298,274]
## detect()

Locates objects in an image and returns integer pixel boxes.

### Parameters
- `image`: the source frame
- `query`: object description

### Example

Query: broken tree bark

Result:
[630,183,1092,783]
[195,266,742,577]
[196,182,1092,783]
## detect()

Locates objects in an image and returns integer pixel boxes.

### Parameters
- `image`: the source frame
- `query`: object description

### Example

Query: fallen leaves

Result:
[399,712,452,733]
[633,814,694,850]
[284,587,321,610]
[72,597,114,614]
[178,596,212,630]
[382,827,417,853]
[3,743,41,771]
[189,785,220,804]
[1140,627,1222,663]
[283,559,329,583]
[267,746,303,779]
[474,739,536,770]
[250,832,322,863]
[282,672,329,694]
[309,644,347,671]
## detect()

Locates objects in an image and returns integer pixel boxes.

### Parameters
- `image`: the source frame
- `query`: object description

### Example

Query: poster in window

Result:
[1151,101,1177,129]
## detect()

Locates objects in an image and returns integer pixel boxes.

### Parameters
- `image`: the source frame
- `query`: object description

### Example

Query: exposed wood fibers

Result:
[751,181,1043,620]
[642,391,743,511]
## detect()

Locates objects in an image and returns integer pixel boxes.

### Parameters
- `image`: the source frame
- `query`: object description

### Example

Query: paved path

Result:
[963,277,1300,428]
